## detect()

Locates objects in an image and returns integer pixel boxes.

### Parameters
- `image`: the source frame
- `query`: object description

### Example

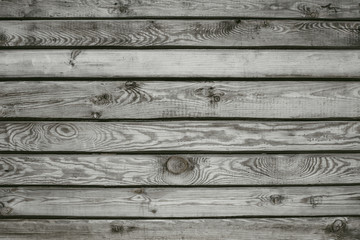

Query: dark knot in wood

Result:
[332,219,346,233]
[166,156,189,174]
[0,202,12,216]
[269,194,284,205]
[92,112,101,119]
[309,195,323,208]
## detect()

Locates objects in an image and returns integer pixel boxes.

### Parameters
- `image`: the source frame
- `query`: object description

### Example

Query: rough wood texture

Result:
[0,218,359,240]
[0,121,359,152]
[0,0,359,19]
[0,186,359,217]
[1,20,360,47]
[1,154,360,186]
[1,81,360,119]
[1,50,360,78]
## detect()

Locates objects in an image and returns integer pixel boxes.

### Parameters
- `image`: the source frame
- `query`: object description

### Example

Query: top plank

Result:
[0,0,359,19]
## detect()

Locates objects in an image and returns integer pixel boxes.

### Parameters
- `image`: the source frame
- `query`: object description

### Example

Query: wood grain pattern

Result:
[0,121,359,152]
[0,0,359,19]
[1,50,360,78]
[1,154,360,186]
[0,218,359,240]
[0,186,359,217]
[1,81,360,119]
[1,20,360,47]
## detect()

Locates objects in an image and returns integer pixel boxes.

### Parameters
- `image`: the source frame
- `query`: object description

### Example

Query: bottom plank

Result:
[0,186,359,217]
[0,218,359,240]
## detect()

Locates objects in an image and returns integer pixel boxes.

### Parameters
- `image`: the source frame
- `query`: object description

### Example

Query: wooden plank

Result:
[0,121,359,152]
[0,218,359,240]
[1,20,360,47]
[1,81,360,119]
[0,186,358,217]
[1,50,360,78]
[1,154,360,186]
[0,0,359,19]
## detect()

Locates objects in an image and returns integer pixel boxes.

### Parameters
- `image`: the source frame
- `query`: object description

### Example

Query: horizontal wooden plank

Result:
[0,218,359,240]
[1,81,360,119]
[0,0,359,19]
[1,50,360,78]
[1,20,360,47]
[0,121,359,152]
[1,154,360,186]
[0,186,358,217]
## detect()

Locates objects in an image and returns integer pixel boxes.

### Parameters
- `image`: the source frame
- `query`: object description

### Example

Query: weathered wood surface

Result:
[1,50,360,78]
[1,81,360,119]
[0,218,359,240]
[0,186,359,217]
[1,154,360,186]
[0,0,359,19]
[2,20,360,47]
[0,121,359,152]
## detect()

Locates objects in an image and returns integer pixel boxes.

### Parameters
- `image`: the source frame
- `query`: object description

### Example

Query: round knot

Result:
[270,194,284,205]
[332,219,346,232]
[166,156,188,174]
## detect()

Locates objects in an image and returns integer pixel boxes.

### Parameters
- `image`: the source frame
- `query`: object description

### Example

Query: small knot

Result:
[212,95,221,102]
[270,195,284,205]
[332,219,346,232]
[166,156,189,174]
[309,196,323,208]
[111,224,124,233]
[0,202,12,216]
[125,81,139,90]
[133,188,145,194]
[92,112,101,119]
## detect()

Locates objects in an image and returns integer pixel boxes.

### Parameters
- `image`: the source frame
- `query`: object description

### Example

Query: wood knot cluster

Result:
[195,86,224,104]
[298,5,319,18]
[90,93,112,105]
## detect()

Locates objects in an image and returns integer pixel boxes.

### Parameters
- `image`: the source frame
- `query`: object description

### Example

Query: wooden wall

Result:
[0,1,359,239]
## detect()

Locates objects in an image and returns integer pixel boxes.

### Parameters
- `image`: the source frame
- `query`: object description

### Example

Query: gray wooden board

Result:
[1,81,360,119]
[1,20,360,47]
[0,0,359,19]
[0,186,359,217]
[0,121,359,152]
[0,218,359,240]
[1,154,360,186]
[1,50,360,78]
